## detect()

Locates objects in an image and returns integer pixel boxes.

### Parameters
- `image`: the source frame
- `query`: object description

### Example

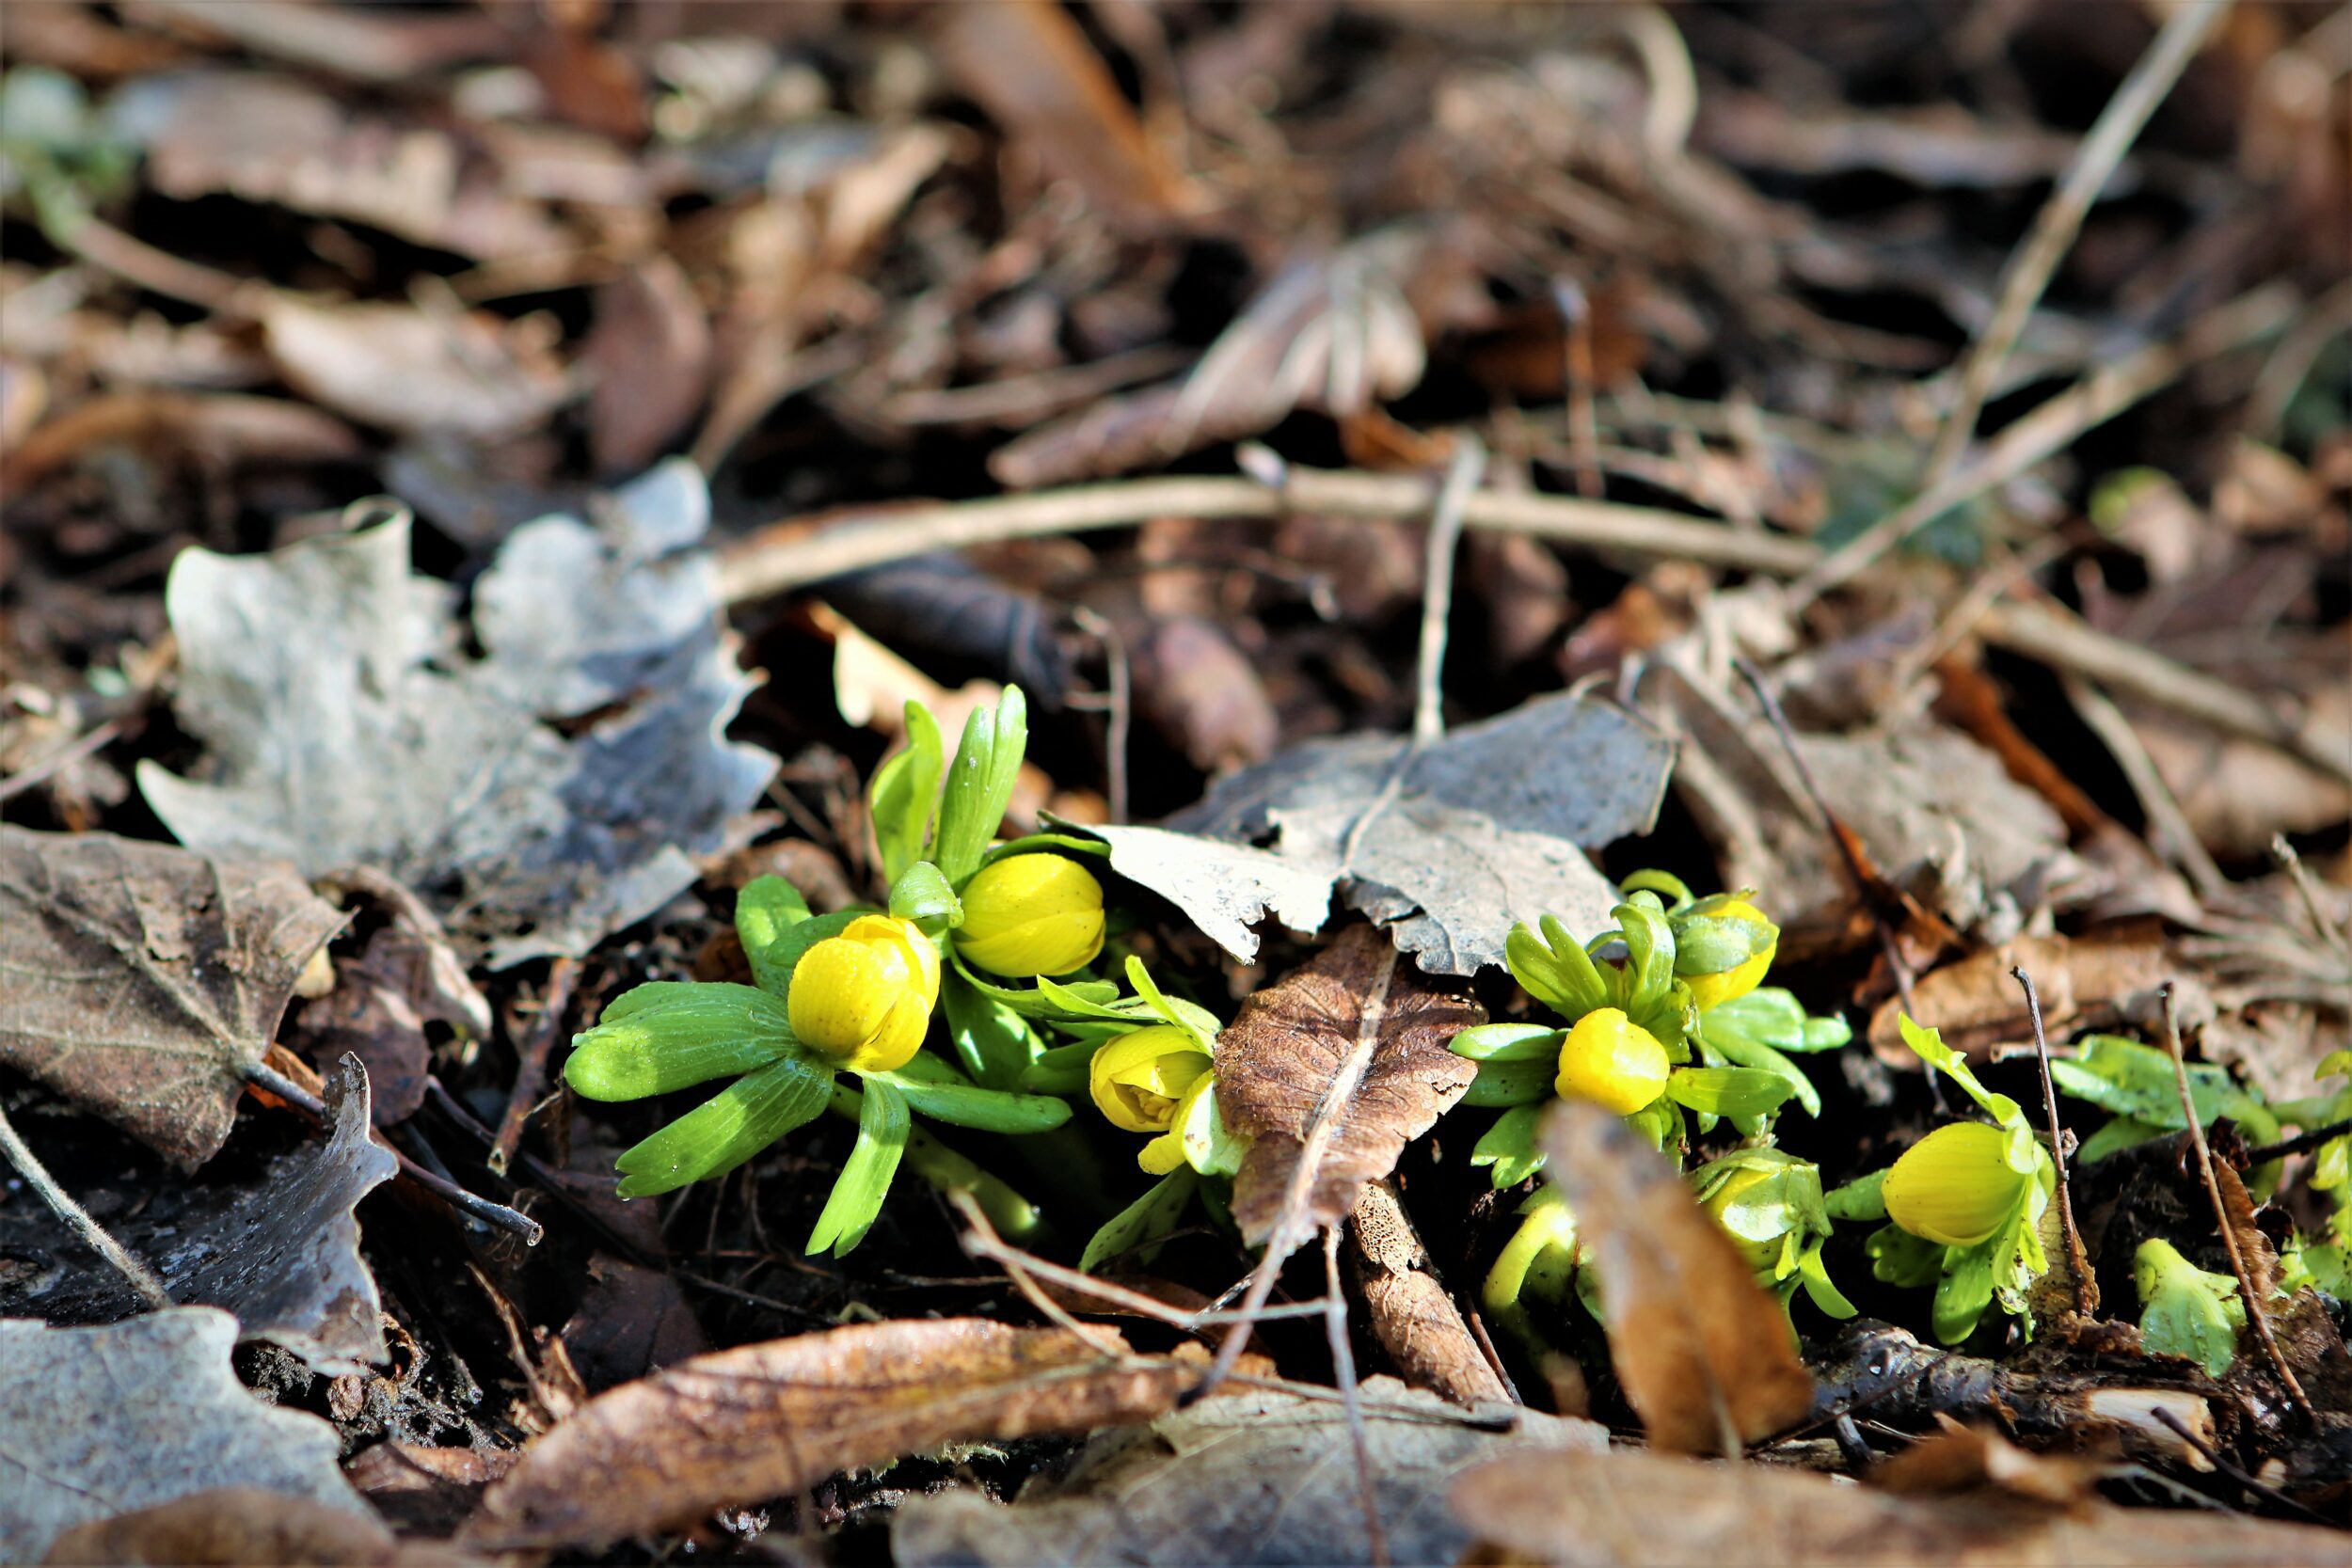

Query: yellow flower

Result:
[1883,1122,2027,1246]
[1089,1025,1212,1133]
[787,914,940,1072]
[1140,1072,1216,1176]
[1684,898,1778,1011]
[1554,1007,1671,1116]
[955,854,1106,977]
[1701,1164,1787,1274]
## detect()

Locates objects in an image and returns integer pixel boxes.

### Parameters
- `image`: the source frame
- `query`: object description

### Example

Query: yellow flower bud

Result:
[1684,899,1777,1011]
[1701,1164,1787,1274]
[1139,1071,1216,1176]
[954,854,1106,977]
[1883,1121,2027,1246]
[1089,1024,1212,1134]
[787,914,940,1072]
[1555,1007,1671,1116]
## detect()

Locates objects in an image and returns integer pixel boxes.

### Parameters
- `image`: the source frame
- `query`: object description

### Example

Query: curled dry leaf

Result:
[0,1308,372,1564]
[139,462,776,968]
[1867,1417,2099,1505]
[1084,690,1674,973]
[0,824,344,1169]
[261,296,571,442]
[1865,929,2176,1063]
[582,255,712,478]
[1348,1178,1510,1407]
[39,1487,417,1568]
[1452,1441,2352,1567]
[290,904,487,1127]
[1541,1101,1815,1455]
[895,1377,1600,1568]
[464,1319,1190,1551]
[1217,926,1485,1250]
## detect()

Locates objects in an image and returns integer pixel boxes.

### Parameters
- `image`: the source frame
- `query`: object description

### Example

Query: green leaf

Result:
[1176,1073,1245,1178]
[1020,1040,1096,1096]
[1896,1015,2023,1130]
[1613,899,1679,1019]
[1122,956,1220,1053]
[807,1077,910,1255]
[979,832,1111,868]
[2135,1238,2244,1377]
[613,1051,834,1198]
[865,1059,1072,1134]
[1449,1022,1562,1064]
[1616,869,1693,910]
[1672,913,1775,976]
[1471,1104,1547,1188]
[888,861,963,933]
[1866,1223,1943,1289]
[1506,919,1608,1019]
[869,702,945,882]
[1797,1243,1858,1320]
[949,950,1121,1021]
[736,876,812,995]
[1663,1066,1795,1121]
[1696,1022,1820,1117]
[565,982,796,1101]
[1080,1167,1200,1274]
[1825,1168,1888,1222]
[1931,1240,1997,1343]
[932,687,1028,884]
[2076,1113,2169,1166]
[942,975,1038,1090]
[1703,988,1850,1053]
[2049,1035,2277,1145]
[1461,1056,1554,1107]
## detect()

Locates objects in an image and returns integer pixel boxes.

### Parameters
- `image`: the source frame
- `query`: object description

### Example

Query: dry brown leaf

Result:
[1452,1441,2352,1567]
[930,0,1196,233]
[582,255,711,478]
[1217,926,1485,1250]
[1865,929,2175,1063]
[0,825,345,1169]
[0,391,363,504]
[1348,1178,1510,1407]
[1541,1101,1814,1455]
[1135,616,1279,775]
[39,1487,437,1567]
[1867,1418,2099,1505]
[262,297,571,441]
[464,1319,1190,1551]
[290,909,486,1129]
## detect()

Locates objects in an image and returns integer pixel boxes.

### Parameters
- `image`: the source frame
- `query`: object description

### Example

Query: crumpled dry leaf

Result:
[1085,691,1674,974]
[0,824,344,1169]
[1865,929,2179,1064]
[0,1307,372,1564]
[1217,927,1485,1250]
[464,1319,1191,1551]
[1452,1439,2352,1567]
[261,295,571,441]
[1348,1178,1509,1407]
[139,461,777,968]
[1543,1101,1815,1454]
[288,890,488,1128]
[1868,1417,2100,1504]
[582,254,711,478]
[0,1054,395,1374]
[40,1487,421,1567]
[894,1376,1602,1568]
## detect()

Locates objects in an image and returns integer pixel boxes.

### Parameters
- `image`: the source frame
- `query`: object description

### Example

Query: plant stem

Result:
[827,1085,1045,1243]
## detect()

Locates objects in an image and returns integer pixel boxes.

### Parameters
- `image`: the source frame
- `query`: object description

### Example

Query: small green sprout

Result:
[2134,1237,2244,1377]
[1827,1016,2056,1344]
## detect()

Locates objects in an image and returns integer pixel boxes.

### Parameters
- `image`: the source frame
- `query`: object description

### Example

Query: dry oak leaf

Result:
[1218,925,1485,1250]
[0,1308,372,1564]
[464,1318,1190,1550]
[1542,1101,1815,1455]
[0,824,344,1170]
[1452,1441,2352,1567]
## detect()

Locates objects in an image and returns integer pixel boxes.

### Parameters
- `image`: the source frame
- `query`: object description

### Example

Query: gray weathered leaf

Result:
[1084,692,1674,974]
[0,825,346,1169]
[893,1376,1603,1568]
[0,1056,397,1375]
[138,461,777,968]
[0,1307,372,1564]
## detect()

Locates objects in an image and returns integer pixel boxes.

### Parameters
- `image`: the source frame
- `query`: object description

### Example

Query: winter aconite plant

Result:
[1448,877,1851,1342]
[565,688,1118,1255]
[1827,1016,2058,1343]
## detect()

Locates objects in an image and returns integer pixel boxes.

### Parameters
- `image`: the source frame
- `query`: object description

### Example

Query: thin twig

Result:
[2012,966,2096,1315]
[2272,833,2352,961]
[1915,0,2233,494]
[946,1191,1136,1362]
[1413,436,1487,746]
[2149,1404,2333,1526]
[2159,986,2315,1425]
[490,956,580,1176]
[2061,674,2231,900]
[246,1059,544,1245]
[2243,1118,2352,1165]
[1070,606,1132,824]
[0,1101,171,1309]
[1326,1225,1391,1568]
[0,718,126,806]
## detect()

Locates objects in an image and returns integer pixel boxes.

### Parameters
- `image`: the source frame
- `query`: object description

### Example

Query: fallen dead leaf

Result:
[0,1308,373,1564]
[582,254,711,478]
[290,892,487,1127]
[1135,615,1280,775]
[1866,929,2176,1064]
[139,462,776,968]
[262,295,571,442]
[1867,1417,2100,1504]
[40,1487,427,1567]
[1542,1101,1815,1455]
[1087,690,1674,974]
[345,1443,515,1540]
[1349,1177,1510,1407]
[0,824,344,1169]
[894,1376,1599,1568]
[1217,926,1485,1250]
[556,1253,708,1394]
[464,1319,1191,1551]
[1452,1440,2352,1566]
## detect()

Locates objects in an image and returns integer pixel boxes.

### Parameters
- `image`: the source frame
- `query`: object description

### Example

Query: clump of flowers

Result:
[1828,1016,2057,1344]
[564,686,1127,1256]
[1450,877,1851,1343]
